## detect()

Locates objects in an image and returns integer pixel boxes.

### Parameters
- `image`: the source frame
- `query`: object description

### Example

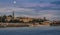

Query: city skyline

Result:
[0,0,60,20]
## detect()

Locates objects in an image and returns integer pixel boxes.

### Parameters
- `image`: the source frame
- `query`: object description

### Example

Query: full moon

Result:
[13,1,16,4]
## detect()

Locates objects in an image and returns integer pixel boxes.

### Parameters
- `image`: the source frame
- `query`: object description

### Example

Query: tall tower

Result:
[44,17,47,21]
[12,11,14,19]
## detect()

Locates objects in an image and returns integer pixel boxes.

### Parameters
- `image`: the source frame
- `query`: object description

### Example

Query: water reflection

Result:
[0,26,60,35]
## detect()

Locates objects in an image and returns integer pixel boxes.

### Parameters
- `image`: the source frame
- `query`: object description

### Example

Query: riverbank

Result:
[0,22,60,28]
[0,23,31,27]
[0,23,51,27]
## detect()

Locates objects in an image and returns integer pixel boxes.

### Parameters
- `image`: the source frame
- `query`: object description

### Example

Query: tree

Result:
[2,15,6,22]
[8,15,12,17]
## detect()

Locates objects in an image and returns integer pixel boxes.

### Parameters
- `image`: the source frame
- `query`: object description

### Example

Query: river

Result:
[0,26,60,35]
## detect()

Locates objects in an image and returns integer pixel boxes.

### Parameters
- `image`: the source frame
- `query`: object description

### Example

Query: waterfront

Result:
[0,26,60,35]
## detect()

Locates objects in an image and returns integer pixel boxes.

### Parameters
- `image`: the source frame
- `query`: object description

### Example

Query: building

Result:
[41,21,52,26]
[19,17,33,23]
[5,16,12,22]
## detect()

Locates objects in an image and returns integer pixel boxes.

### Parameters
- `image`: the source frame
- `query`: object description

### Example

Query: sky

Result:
[0,0,60,20]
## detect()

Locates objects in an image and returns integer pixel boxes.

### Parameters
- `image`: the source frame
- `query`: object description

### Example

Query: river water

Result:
[0,26,60,35]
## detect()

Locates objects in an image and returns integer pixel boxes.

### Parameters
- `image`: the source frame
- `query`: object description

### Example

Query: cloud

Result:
[0,7,34,12]
[51,1,60,5]
[0,6,60,20]
[16,3,60,10]
[0,0,60,20]
[0,0,60,10]
[21,3,54,7]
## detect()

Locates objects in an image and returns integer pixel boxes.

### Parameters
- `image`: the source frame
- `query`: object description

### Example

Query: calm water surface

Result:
[0,26,60,35]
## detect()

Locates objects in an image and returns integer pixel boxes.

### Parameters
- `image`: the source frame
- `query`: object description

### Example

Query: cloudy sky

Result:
[0,0,60,20]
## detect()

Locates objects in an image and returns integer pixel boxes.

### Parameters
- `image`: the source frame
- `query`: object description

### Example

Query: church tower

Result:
[12,11,14,19]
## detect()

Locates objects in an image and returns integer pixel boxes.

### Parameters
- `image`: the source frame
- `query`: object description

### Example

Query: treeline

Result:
[0,15,48,23]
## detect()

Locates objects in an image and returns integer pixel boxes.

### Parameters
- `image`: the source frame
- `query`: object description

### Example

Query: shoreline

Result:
[0,23,59,28]
[0,23,58,28]
[0,23,50,27]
